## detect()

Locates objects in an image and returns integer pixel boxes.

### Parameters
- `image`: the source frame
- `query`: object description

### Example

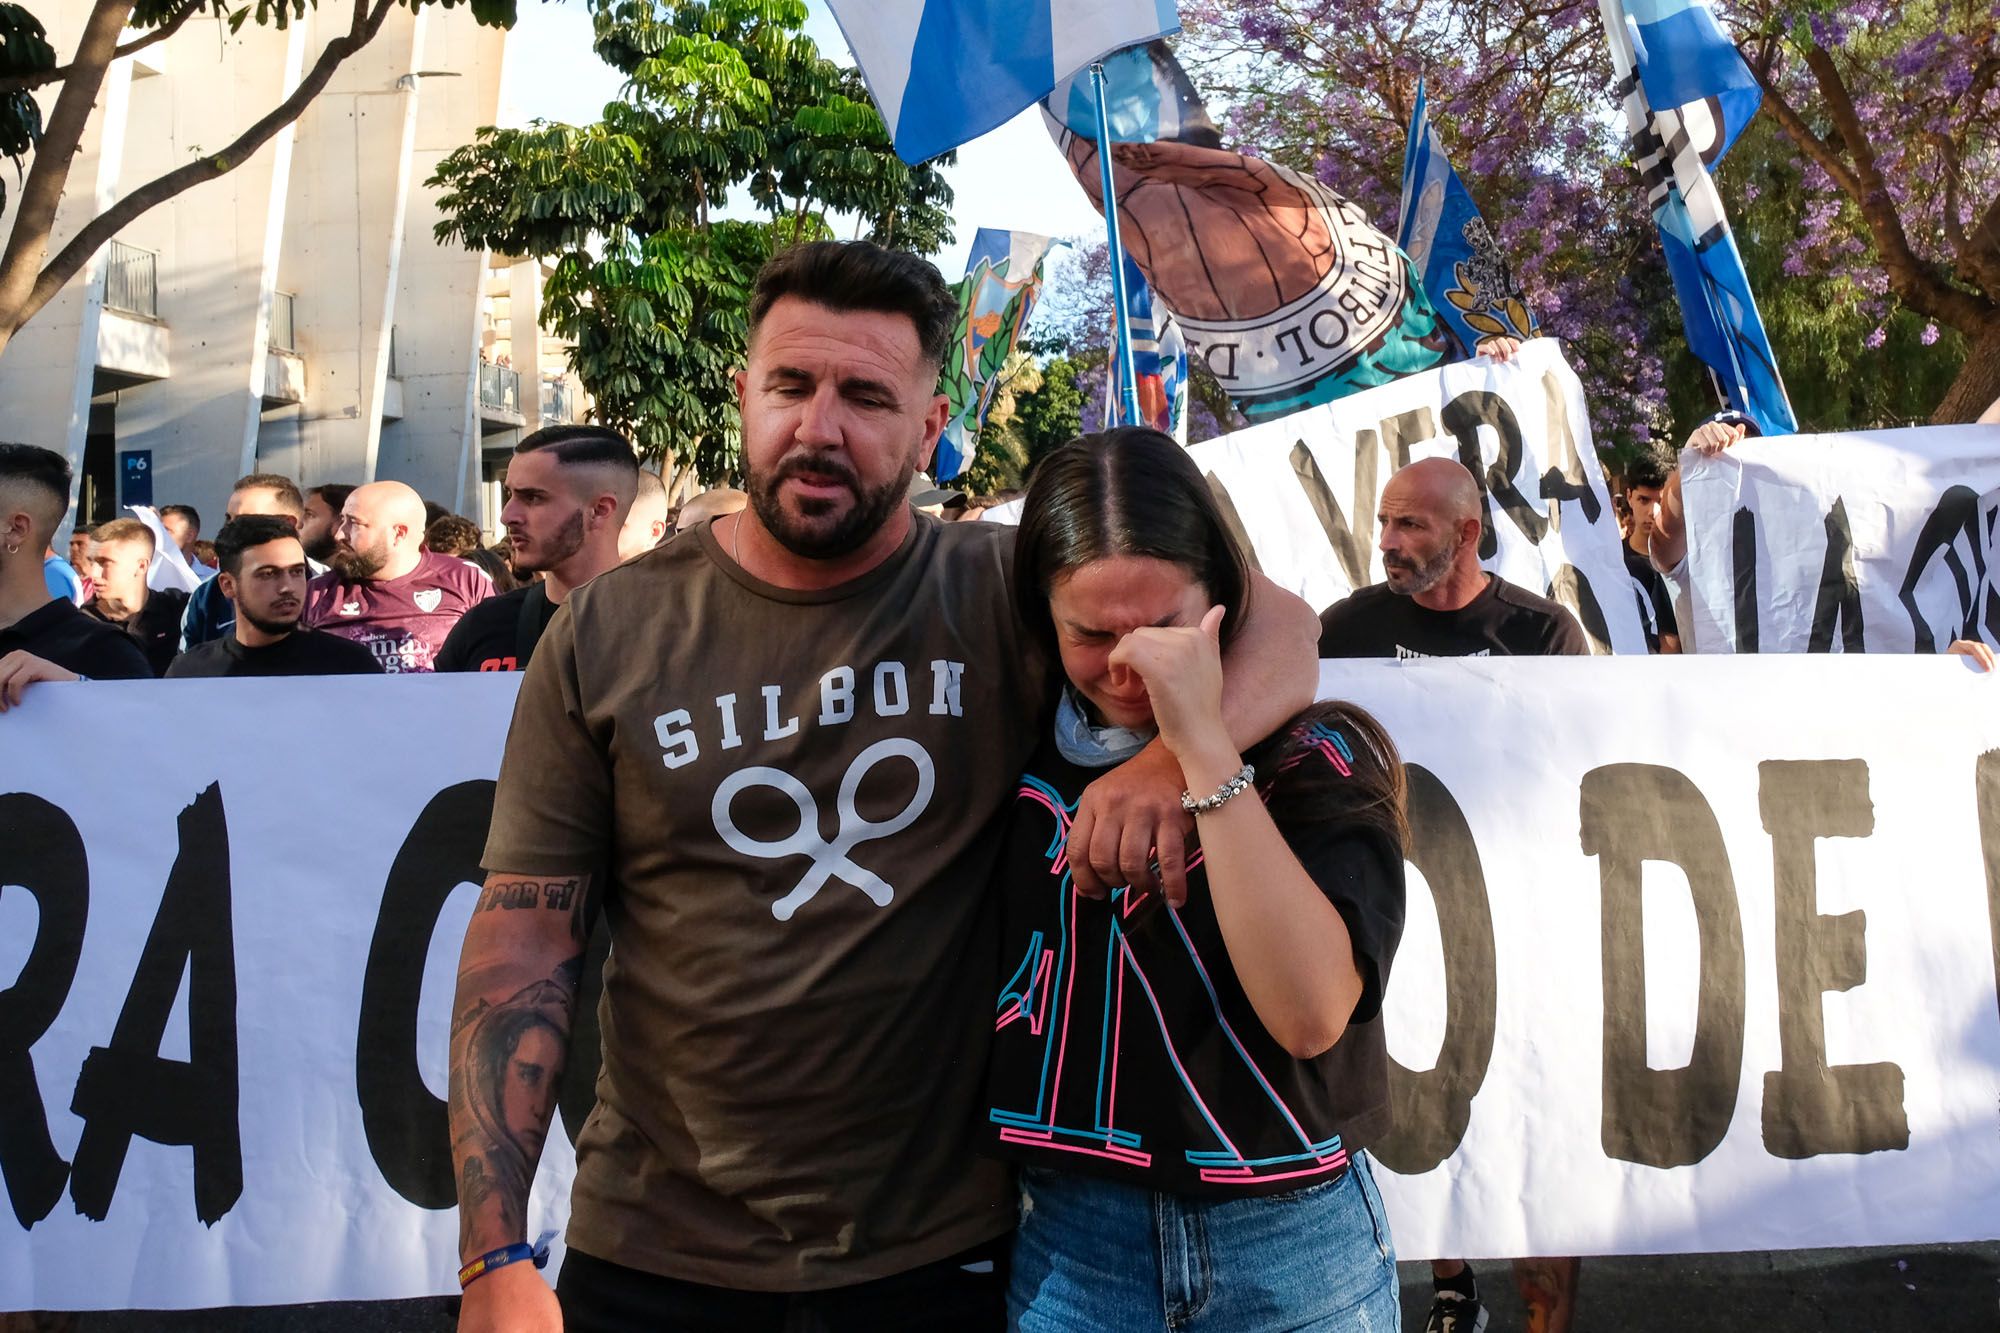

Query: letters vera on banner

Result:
[1679,426,2000,654]
[6,661,2000,1311]
[1188,337,1647,655]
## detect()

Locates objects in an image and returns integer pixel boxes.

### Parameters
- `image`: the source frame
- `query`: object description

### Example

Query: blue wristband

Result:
[458,1230,555,1290]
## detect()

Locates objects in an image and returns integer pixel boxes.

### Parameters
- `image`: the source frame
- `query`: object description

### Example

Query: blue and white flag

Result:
[1625,0,1761,165]
[825,0,1180,164]
[1397,80,1537,356]
[1602,0,1796,434]
[1108,253,1189,442]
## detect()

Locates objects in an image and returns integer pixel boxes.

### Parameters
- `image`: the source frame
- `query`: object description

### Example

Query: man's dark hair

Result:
[309,483,356,514]
[516,424,640,473]
[749,241,958,370]
[1624,448,1671,493]
[0,441,73,537]
[214,514,303,577]
[424,500,452,531]
[233,472,306,519]
[160,503,201,533]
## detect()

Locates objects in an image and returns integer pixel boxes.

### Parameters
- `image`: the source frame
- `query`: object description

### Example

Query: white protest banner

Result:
[5,662,1999,1310]
[0,677,579,1312]
[1187,337,1647,654]
[1679,425,2000,654]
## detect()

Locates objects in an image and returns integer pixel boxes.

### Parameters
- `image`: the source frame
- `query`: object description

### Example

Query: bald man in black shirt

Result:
[1318,457,1588,660]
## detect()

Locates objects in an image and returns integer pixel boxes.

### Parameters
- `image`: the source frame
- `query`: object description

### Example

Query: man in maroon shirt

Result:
[306,479,492,672]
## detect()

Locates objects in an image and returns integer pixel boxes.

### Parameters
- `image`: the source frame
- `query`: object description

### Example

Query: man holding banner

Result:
[449,241,1319,1331]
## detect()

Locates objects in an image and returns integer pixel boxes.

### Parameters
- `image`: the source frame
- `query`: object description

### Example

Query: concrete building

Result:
[0,1,587,534]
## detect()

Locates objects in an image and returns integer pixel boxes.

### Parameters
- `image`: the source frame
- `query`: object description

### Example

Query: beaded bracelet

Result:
[458,1230,556,1290]
[1181,763,1255,814]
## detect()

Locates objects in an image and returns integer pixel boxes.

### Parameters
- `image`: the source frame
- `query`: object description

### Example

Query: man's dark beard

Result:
[304,532,337,563]
[240,605,301,637]
[514,508,585,574]
[747,451,910,560]
[329,544,385,581]
[1383,533,1458,595]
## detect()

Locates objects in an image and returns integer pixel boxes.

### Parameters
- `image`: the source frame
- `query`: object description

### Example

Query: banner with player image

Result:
[5,658,1998,1311]
[1677,427,2000,654]
[1187,336,1647,655]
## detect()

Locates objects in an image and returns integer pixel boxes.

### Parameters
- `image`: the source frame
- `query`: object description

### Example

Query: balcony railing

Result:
[269,291,297,352]
[479,361,521,415]
[542,379,580,425]
[104,241,158,319]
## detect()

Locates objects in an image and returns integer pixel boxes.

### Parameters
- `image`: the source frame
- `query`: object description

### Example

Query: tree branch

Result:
[0,2,202,96]
[1749,52,1994,333]
[12,0,399,333]
[0,0,136,335]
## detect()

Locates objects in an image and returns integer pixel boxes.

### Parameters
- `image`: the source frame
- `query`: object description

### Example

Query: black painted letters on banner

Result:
[1580,766,1746,1168]
[0,795,89,1227]
[67,784,241,1225]
[1758,760,1908,1157]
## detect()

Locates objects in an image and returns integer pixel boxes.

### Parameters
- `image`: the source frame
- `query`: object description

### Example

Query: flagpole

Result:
[1091,61,1143,429]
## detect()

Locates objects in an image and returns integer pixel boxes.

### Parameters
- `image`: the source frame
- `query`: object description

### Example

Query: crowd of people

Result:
[1,237,1994,1333]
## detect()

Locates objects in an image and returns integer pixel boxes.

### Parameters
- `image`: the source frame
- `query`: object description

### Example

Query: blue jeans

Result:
[1008,1152,1399,1332]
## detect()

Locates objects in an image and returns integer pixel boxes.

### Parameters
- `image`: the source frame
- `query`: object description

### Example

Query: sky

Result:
[496,0,1107,276]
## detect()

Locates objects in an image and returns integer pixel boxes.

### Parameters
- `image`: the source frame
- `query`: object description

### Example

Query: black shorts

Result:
[555,1238,1010,1333]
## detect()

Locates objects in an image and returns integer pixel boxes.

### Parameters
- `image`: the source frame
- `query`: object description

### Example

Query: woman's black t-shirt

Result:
[983,726,1405,1198]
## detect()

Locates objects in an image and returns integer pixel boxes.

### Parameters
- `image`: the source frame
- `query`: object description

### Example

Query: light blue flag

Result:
[825,0,1181,164]
[1604,0,1796,434]
[1397,80,1538,357]
[1625,0,1760,165]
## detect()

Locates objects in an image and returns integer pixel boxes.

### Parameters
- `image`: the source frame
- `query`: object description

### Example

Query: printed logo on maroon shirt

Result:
[305,550,491,673]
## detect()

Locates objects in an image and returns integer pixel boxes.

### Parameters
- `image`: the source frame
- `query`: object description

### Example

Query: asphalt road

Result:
[48,1243,2000,1331]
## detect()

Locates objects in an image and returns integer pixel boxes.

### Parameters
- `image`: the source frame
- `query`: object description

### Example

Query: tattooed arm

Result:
[450,871,588,1333]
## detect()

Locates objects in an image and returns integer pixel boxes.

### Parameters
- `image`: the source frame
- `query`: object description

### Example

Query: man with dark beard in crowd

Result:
[301,483,355,563]
[436,425,638,673]
[168,515,380,677]
[306,480,491,672]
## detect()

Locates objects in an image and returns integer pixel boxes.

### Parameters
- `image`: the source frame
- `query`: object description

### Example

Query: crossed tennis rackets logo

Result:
[711,738,938,921]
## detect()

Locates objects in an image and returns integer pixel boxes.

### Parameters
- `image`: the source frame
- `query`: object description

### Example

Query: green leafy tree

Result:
[0,0,514,357]
[430,0,953,482]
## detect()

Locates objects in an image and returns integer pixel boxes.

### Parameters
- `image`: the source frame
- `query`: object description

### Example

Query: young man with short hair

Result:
[159,503,202,563]
[301,482,356,563]
[306,479,492,672]
[437,425,639,673]
[181,472,314,650]
[1621,449,1680,654]
[448,241,1320,1332]
[0,443,151,707]
[166,515,381,677]
[616,467,670,560]
[83,517,188,675]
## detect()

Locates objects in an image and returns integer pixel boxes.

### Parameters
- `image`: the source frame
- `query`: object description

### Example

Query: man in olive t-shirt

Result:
[448,242,1320,1333]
